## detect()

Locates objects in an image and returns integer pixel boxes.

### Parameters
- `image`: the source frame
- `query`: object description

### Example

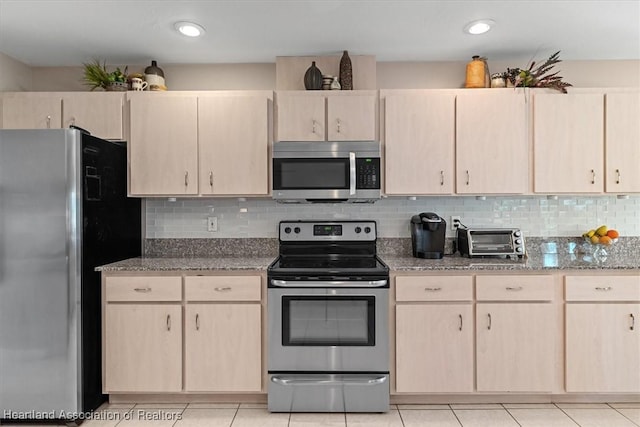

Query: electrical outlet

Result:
[207,216,218,232]
[451,216,461,230]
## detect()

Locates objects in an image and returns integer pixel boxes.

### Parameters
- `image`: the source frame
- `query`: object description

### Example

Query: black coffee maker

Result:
[411,212,446,259]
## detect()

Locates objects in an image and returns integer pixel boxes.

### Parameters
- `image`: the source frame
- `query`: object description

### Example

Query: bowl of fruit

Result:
[582,225,619,246]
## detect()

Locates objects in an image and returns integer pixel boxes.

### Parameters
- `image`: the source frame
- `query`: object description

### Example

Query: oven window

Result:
[273,159,349,189]
[282,296,375,346]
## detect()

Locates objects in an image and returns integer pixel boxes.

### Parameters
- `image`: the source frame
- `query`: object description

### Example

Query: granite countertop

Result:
[96,237,640,272]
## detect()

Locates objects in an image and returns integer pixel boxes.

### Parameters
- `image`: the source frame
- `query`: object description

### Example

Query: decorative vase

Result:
[465,55,490,88]
[339,50,353,90]
[330,76,341,90]
[304,61,323,90]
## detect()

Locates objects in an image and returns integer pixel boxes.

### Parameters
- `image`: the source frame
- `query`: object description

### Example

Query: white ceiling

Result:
[1,0,639,67]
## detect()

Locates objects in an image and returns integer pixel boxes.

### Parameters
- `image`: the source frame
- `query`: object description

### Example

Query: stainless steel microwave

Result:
[272,141,381,203]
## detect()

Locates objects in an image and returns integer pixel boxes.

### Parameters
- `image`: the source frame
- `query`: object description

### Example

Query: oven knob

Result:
[284,227,291,234]
[516,246,524,253]
[364,226,371,234]
[294,227,301,234]
[355,227,362,233]
[515,239,522,244]
[514,230,522,237]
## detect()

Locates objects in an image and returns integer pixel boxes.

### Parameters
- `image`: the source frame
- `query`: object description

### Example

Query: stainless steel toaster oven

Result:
[457,228,525,258]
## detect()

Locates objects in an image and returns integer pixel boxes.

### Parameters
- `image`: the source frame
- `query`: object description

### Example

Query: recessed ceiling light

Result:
[175,21,205,37]
[464,19,495,35]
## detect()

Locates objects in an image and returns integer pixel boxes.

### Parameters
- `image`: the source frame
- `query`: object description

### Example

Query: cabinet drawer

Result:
[565,275,640,301]
[395,276,473,301]
[185,276,261,301]
[105,276,182,302]
[476,275,555,301]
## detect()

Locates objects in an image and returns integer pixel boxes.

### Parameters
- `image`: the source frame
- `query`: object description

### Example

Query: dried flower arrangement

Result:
[504,51,573,93]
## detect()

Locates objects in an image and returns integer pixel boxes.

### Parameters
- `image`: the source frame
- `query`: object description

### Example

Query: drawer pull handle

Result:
[466,170,470,186]
[440,170,444,186]
[336,118,341,133]
[46,115,51,128]
[209,171,214,187]
[312,120,317,134]
[616,169,621,184]
[506,286,523,291]
[458,314,463,331]
[595,286,612,291]
[196,313,200,331]
[134,287,152,293]
[591,169,596,185]
[487,313,492,330]
[214,287,232,292]
[184,171,189,187]
[166,314,171,331]
[631,314,635,331]
[424,287,442,292]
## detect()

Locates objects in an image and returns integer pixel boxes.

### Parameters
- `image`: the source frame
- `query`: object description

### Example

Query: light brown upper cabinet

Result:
[276,91,377,142]
[62,92,124,140]
[128,94,199,196]
[1,93,63,129]
[456,91,528,194]
[605,92,640,193]
[383,91,455,195]
[198,95,270,196]
[533,93,604,193]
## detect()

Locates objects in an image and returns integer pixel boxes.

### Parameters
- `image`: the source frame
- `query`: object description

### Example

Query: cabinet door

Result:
[605,92,640,193]
[327,94,377,141]
[396,304,473,392]
[104,304,182,392]
[185,304,262,392]
[129,95,198,195]
[62,92,124,139]
[198,96,269,195]
[456,92,528,194]
[476,303,555,392]
[566,303,640,392]
[384,93,455,195]
[534,93,604,193]
[1,95,62,129]
[276,93,325,141]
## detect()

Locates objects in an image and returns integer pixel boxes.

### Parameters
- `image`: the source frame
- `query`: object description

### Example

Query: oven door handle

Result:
[271,375,388,386]
[270,279,388,288]
[349,151,356,195]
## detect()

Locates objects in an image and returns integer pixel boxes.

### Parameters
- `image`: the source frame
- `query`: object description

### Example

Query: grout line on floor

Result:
[609,404,640,427]
[554,403,582,427]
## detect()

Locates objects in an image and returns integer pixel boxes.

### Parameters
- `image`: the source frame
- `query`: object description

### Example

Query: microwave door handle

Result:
[349,152,356,195]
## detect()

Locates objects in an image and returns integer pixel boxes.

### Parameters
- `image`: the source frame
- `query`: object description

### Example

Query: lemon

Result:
[595,225,608,237]
[587,229,596,238]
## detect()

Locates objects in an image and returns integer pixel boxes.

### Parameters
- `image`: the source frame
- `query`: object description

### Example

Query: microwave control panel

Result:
[356,158,381,189]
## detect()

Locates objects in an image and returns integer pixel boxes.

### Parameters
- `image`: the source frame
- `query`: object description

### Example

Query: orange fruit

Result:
[590,235,600,244]
[599,236,612,245]
[607,229,619,239]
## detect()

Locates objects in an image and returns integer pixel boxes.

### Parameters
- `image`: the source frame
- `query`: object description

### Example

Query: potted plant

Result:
[82,59,128,91]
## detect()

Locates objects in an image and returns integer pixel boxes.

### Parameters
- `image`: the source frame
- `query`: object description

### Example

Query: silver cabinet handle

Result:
[616,169,621,184]
[506,286,523,291]
[595,286,612,291]
[166,314,171,331]
[466,170,470,186]
[184,171,189,187]
[458,314,463,331]
[487,313,492,330]
[312,119,317,134]
[46,115,51,129]
[349,151,356,195]
[70,117,75,126]
[440,170,444,186]
[424,287,442,291]
[134,287,152,293]
[196,313,200,331]
[209,171,213,187]
[336,118,341,133]
[214,287,232,292]
[631,314,635,331]
[591,169,596,185]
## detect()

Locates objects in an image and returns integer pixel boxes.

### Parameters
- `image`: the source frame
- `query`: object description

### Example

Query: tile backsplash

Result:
[145,195,640,239]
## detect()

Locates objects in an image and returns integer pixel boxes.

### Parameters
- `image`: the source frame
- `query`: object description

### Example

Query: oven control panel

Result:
[280,221,377,241]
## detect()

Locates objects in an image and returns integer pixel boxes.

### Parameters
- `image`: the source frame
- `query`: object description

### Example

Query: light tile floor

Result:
[2,402,639,427]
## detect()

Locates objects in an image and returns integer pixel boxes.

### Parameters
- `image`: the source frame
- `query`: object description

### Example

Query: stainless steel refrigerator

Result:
[0,129,141,421]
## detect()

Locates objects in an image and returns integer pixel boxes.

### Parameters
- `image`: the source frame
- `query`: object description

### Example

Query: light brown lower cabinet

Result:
[104,304,183,392]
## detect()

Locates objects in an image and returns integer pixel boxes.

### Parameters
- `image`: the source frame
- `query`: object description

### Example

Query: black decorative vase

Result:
[339,50,353,90]
[304,61,323,90]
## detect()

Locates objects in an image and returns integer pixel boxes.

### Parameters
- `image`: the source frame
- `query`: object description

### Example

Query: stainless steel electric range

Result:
[267,220,390,413]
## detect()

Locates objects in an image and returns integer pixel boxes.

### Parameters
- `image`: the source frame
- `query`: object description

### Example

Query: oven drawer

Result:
[268,373,389,413]
[395,275,473,301]
[185,276,261,301]
[105,276,182,302]
[476,275,555,301]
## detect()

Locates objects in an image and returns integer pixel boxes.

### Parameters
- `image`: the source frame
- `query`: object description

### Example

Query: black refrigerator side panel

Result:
[80,134,141,411]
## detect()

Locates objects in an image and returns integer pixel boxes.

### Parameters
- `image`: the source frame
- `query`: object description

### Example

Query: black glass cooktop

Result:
[268,255,389,276]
